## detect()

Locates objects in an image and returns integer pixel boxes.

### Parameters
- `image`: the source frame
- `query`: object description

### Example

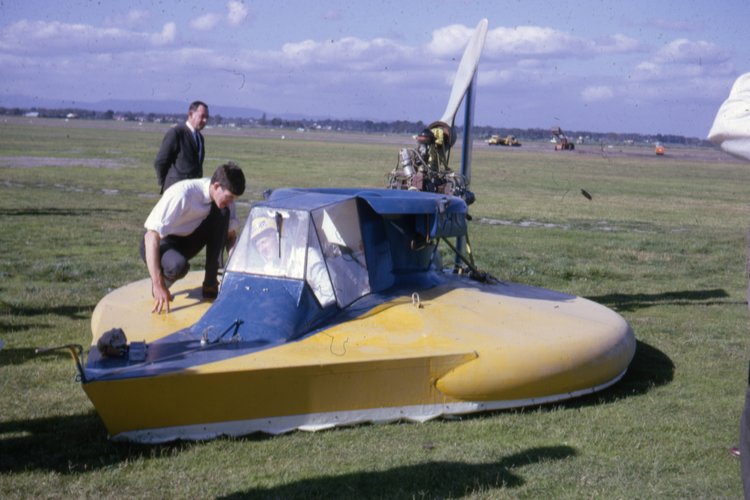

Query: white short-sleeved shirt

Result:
[144,178,239,238]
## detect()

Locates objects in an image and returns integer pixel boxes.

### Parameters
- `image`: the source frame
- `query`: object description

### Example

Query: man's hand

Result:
[144,230,172,314]
[151,279,173,314]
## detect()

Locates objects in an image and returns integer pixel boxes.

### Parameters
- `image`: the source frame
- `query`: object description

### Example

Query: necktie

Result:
[194,132,202,160]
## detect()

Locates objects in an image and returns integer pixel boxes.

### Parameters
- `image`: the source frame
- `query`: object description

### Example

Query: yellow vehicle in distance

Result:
[487,134,521,147]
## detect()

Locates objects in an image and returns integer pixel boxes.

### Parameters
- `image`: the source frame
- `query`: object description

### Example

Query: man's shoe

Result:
[202,283,219,299]
[730,447,741,458]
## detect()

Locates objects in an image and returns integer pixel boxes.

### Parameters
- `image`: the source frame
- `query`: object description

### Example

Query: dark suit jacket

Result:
[154,123,205,193]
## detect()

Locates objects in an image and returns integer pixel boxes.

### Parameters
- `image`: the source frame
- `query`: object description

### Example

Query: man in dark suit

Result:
[154,100,209,193]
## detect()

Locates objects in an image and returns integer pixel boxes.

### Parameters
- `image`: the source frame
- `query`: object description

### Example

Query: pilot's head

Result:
[251,216,278,260]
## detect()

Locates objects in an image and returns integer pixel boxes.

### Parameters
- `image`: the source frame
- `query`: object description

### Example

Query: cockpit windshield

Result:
[228,200,370,308]
[229,208,307,279]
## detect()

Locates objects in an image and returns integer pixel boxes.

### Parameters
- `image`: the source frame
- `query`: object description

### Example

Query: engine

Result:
[386,121,475,205]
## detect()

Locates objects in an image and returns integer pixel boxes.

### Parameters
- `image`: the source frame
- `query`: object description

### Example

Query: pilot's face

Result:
[254,233,278,261]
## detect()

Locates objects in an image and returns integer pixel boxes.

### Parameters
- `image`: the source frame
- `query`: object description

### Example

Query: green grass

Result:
[1,118,748,498]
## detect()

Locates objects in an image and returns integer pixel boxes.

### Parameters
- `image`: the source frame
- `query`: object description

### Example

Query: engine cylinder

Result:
[399,149,415,177]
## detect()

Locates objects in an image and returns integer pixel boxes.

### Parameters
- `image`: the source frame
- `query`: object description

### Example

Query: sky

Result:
[0,0,748,138]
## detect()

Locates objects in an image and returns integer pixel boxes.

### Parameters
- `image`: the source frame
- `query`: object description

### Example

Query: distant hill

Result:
[0,94,264,120]
[0,94,711,146]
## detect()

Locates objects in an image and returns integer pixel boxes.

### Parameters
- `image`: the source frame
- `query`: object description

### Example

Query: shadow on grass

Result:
[0,319,52,335]
[613,339,674,393]
[0,410,215,474]
[586,288,735,312]
[0,406,576,497]
[0,208,128,217]
[569,339,673,406]
[0,347,71,366]
[219,445,577,499]
[0,300,94,321]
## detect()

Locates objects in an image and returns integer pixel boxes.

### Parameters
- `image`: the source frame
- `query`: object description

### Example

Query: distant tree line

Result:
[0,105,711,147]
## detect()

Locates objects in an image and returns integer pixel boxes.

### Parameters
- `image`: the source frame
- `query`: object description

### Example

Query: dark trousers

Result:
[140,203,229,286]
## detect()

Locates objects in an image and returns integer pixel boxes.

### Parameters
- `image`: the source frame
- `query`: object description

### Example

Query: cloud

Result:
[280,36,412,68]
[486,26,590,57]
[426,24,477,57]
[630,38,733,88]
[0,19,177,54]
[191,13,222,31]
[653,38,729,65]
[227,1,249,26]
[429,24,642,62]
[614,36,737,108]
[188,2,247,31]
[193,22,645,116]
[151,22,177,45]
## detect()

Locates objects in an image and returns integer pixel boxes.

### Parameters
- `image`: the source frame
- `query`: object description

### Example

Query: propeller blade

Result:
[439,19,489,126]
[708,72,750,161]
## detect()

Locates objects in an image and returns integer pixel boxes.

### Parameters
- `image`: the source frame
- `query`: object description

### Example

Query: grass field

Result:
[1,117,749,498]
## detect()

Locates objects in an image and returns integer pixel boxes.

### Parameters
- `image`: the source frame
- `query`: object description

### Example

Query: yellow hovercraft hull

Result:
[86,271,634,443]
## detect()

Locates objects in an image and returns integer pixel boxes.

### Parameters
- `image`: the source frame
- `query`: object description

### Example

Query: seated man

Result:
[250,216,281,265]
[248,214,335,306]
[140,162,246,313]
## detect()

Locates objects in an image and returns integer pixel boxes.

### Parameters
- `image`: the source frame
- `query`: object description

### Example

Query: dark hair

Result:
[211,162,246,196]
[189,101,209,114]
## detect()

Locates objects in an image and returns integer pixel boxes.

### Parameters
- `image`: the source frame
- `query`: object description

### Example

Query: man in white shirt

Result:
[140,162,246,313]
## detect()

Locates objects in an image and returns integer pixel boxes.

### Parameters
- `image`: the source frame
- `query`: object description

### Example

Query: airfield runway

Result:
[0,115,737,169]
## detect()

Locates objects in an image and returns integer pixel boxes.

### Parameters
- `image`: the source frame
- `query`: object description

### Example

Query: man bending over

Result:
[141,162,246,313]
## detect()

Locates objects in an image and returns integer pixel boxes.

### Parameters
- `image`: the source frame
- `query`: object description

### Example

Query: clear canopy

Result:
[228,199,370,308]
